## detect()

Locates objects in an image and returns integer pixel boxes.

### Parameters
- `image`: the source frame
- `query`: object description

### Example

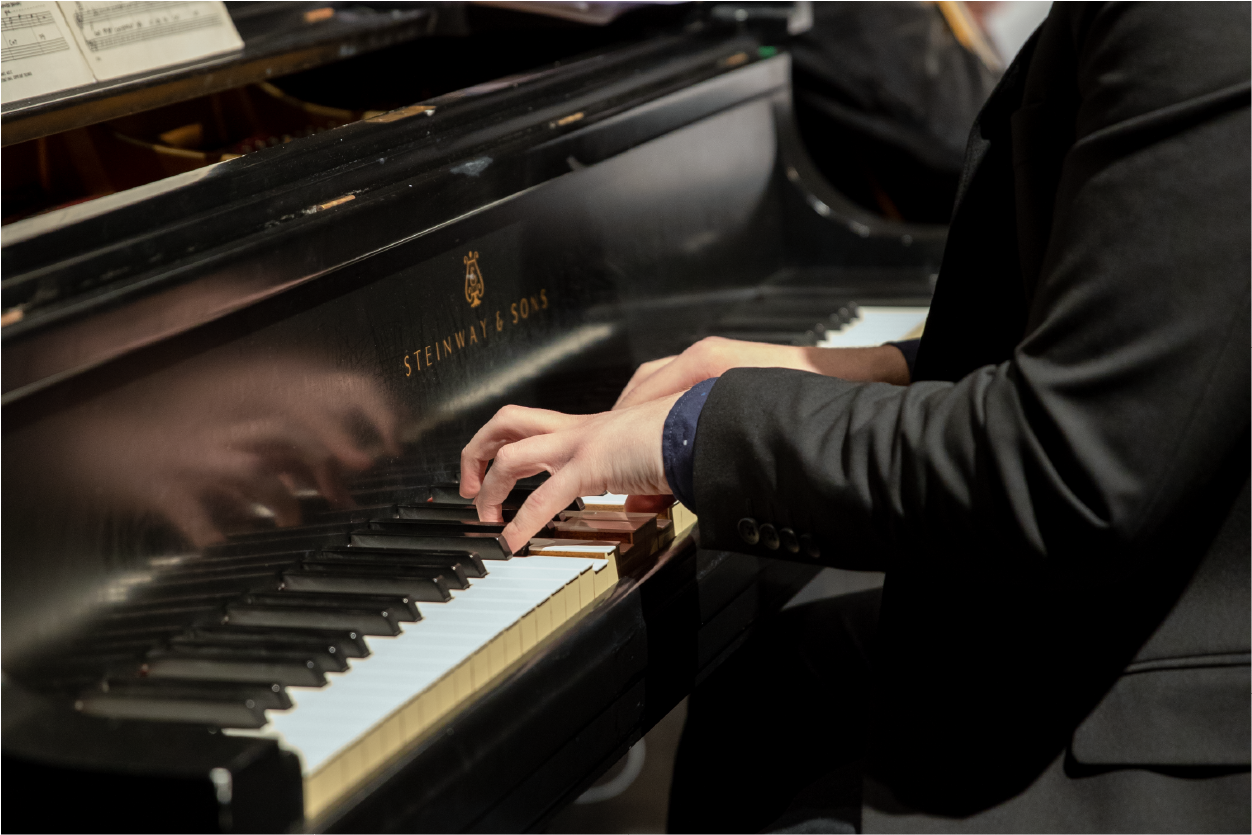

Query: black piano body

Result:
[1,6,943,831]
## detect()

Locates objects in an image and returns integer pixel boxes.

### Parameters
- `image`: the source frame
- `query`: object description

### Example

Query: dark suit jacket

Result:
[692,3,1250,827]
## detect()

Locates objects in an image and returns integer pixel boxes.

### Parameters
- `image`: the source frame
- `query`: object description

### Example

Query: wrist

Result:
[801,345,911,384]
[662,378,717,508]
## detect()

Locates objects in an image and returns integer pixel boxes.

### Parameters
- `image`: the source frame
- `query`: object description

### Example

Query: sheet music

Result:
[58,0,241,82]
[0,1,95,102]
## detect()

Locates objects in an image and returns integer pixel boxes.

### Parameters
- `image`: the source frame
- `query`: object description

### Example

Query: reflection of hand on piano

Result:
[63,358,401,546]
[612,336,911,410]
[459,395,681,552]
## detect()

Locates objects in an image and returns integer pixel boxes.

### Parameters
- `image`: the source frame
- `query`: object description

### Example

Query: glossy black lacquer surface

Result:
[2,22,941,833]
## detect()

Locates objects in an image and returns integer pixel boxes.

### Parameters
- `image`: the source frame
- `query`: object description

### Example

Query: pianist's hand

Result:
[613,336,910,410]
[460,395,681,551]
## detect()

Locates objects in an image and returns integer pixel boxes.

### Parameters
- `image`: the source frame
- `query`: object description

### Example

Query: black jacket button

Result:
[779,527,800,553]
[737,517,760,545]
[799,534,820,559]
[759,523,780,550]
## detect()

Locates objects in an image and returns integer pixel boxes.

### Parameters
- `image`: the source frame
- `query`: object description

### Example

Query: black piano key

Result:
[184,626,370,658]
[225,592,417,635]
[308,505,400,525]
[180,550,311,570]
[303,557,469,590]
[428,483,584,510]
[205,532,352,559]
[349,529,512,560]
[76,692,271,728]
[143,649,328,687]
[223,521,357,544]
[132,571,286,602]
[318,547,487,579]
[396,503,517,523]
[283,569,453,601]
[93,678,293,711]
[366,519,510,535]
[98,604,226,632]
[167,636,350,673]
[237,589,421,619]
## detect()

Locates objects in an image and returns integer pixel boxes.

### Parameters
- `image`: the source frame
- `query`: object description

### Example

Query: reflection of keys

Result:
[529,539,621,559]
[553,511,658,551]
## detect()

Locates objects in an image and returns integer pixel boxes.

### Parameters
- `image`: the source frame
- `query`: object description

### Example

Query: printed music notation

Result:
[0,1,241,103]
[2,7,68,61]
[61,1,242,80]
[69,1,225,53]
[0,1,94,101]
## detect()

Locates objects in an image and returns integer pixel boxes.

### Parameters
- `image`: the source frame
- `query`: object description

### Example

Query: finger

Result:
[460,406,591,498]
[342,379,403,458]
[310,458,354,509]
[208,444,305,528]
[614,346,720,409]
[237,421,355,512]
[613,356,676,409]
[158,484,226,548]
[302,411,376,472]
[502,469,584,552]
[474,432,574,522]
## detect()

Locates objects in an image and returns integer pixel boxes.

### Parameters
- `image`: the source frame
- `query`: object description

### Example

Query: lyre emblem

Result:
[463,251,485,308]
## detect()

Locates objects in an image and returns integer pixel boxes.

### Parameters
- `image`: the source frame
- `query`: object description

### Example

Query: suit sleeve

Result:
[691,4,1251,571]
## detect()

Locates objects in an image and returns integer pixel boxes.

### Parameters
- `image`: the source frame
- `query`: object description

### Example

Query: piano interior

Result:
[1,3,944,832]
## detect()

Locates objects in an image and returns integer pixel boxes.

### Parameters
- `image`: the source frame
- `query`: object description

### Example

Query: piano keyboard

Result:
[71,485,696,822]
[706,296,928,348]
[271,554,620,818]
[816,305,929,348]
[62,305,906,822]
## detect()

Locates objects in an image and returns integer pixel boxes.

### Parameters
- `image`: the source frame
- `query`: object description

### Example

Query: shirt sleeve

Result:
[886,338,920,379]
[662,378,717,509]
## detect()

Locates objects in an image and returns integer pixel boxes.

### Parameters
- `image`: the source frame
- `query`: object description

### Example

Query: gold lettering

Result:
[442,336,453,355]
[404,355,412,377]
[540,288,549,309]
[436,341,440,361]
[455,330,466,349]
[520,298,530,319]
[496,311,504,331]
[511,303,519,324]
[480,319,488,338]
[469,327,478,344]
[425,345,433,366]
[529,295,540,314]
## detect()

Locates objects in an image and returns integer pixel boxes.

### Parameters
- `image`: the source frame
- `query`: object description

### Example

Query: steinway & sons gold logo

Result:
[402,249,550,377]
[464,250,485,308]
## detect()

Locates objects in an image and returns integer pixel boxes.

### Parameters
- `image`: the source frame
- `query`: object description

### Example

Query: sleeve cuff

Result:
[886,338,920,379]
[662,377,717,510]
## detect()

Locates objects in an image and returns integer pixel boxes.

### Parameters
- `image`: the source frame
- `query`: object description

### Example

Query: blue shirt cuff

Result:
[887,338,920,379]
[662,378,717,510]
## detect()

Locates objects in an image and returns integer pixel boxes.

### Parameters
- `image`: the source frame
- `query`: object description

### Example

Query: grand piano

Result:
[1,3,946,831]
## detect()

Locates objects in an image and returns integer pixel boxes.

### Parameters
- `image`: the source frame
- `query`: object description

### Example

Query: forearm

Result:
[798,344,911,385]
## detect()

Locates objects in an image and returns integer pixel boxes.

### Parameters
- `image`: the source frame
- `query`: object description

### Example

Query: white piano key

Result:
[817,306,928,348]
[265,556,597,774]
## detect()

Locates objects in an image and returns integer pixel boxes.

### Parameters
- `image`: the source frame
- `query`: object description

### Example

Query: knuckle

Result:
[689,337,717,357]
[494,444,518,469]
